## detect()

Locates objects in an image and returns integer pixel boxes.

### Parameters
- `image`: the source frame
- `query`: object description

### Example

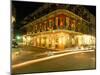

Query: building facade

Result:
[21,4,96,50]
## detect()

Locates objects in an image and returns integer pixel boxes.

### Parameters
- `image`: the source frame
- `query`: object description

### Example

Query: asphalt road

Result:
[12,47,71,65]
[12,50,96,74]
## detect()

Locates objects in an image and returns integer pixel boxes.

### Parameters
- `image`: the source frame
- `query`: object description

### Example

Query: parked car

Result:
[12,41,18,48]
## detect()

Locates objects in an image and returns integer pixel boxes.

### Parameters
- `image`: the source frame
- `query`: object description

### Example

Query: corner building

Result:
[21,4,96,50]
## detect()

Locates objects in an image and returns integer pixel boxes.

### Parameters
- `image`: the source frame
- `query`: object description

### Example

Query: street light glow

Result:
[12,16,15,23]
[16,35,21,40]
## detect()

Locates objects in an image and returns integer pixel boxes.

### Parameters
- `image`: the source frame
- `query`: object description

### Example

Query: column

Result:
[66,16,70,30]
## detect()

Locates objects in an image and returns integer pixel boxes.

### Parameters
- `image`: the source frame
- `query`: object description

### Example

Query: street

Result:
[12,46,96,74]
[12,46,71,65]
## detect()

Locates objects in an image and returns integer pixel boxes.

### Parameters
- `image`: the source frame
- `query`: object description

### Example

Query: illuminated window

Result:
[71,20,76,31]
[48,18,54,30]
[55,17,58,29]
[59,15,66,29]
[40,23,42,32]
[44,21,47,31]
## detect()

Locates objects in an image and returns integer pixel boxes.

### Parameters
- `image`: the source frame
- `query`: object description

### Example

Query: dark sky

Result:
[12,1,44,30]
[84,5,96,16]
[12,1,96,30]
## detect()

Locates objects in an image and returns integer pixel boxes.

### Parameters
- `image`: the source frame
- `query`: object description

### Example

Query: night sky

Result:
[12,1,44,30]
[12,1,96,31]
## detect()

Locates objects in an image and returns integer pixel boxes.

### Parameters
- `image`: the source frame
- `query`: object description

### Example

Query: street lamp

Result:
[16,35,21,40]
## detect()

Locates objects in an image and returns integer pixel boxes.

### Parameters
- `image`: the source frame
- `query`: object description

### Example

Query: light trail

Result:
[12,50,94,69]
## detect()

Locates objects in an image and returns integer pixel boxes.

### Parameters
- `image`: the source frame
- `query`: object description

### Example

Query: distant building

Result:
[12,5,16,40]
[12,5,16,25]
[21,4,96,50]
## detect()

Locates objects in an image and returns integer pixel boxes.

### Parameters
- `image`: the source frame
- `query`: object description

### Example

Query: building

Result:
[12,5,16,41]
[20,4,96,50]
